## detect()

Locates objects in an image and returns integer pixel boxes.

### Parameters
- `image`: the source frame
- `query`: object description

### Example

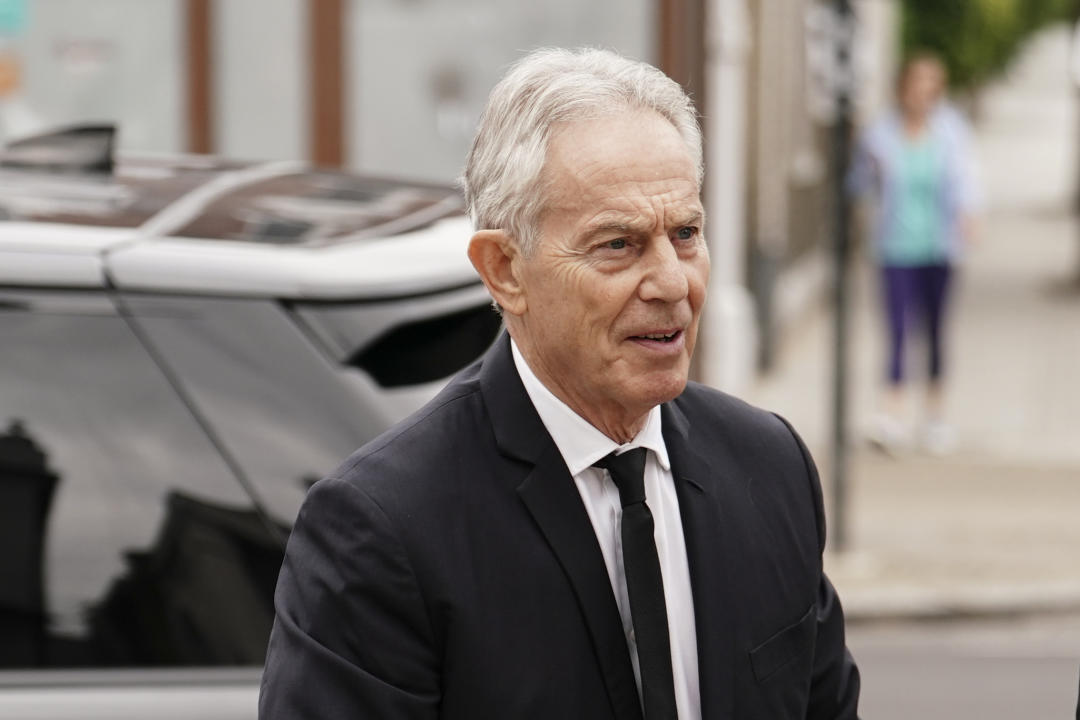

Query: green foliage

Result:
[901,0,1079,90]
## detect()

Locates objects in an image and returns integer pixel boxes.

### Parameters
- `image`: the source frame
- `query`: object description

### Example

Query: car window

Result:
[0,290,282,669]
[289,282,501,388]
[167,171,462,244]
[119,295,392,524]
[0,158,242,229]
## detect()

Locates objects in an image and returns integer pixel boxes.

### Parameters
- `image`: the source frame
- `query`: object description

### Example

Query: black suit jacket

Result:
[260,334,860,719]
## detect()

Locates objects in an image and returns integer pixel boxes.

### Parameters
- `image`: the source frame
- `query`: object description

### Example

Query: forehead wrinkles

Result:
[553,170,701,224]
[537,112,700,238]
[545,142,699,202]
[582,187,700,232]
[552,140,697,191]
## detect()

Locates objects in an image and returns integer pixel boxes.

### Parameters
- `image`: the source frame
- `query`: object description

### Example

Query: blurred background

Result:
[0,0,1078,718]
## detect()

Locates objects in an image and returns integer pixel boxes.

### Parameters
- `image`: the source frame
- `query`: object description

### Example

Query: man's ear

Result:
[468,229,527,316]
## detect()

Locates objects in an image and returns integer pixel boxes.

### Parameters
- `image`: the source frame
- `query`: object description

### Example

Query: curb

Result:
[839,582,1080,624]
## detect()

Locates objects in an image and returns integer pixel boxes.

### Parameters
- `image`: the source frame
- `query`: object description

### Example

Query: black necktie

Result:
[595,448,678,720]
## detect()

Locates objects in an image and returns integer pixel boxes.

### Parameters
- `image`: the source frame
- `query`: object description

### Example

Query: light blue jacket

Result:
[848,103,980,264]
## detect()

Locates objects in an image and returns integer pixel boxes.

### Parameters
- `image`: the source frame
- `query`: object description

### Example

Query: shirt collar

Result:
[510,338,670,477]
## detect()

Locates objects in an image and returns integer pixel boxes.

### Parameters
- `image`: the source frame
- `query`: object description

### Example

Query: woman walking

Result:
[850,52,980,453]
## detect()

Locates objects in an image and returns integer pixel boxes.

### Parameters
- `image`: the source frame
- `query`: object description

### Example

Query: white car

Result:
[0,127,498,718]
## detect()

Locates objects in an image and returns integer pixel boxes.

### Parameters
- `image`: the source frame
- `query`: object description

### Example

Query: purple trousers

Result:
[882,263,953,385]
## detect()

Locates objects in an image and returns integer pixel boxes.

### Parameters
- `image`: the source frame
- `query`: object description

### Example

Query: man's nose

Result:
[638,237,689,303]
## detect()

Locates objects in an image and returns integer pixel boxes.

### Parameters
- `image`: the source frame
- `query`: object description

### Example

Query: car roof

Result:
[0,151,479,300]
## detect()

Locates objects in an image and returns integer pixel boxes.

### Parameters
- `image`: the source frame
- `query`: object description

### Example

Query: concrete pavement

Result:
[743,24,1080,622]
[850,613,1080,719]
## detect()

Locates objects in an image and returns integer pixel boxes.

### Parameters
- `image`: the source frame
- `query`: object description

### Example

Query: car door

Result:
[0,289,280,719]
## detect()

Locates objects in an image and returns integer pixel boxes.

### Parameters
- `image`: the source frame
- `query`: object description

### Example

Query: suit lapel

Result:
[480,335,643,720]
[517,449,644,720]
[663,400,736,720]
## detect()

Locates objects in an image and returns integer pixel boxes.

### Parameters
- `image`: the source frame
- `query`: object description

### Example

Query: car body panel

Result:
[0,669,260,720]
[0,222,129,287]
[106,215,478,300]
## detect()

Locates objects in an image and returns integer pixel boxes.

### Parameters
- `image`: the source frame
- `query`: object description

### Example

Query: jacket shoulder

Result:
[325,361,492,496]
[673,381,794,441]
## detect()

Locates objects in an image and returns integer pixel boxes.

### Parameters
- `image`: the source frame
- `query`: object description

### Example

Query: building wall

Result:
[212,0,307,163]
[346,0,655,183]
[699,0,756,392]
[855,0,900,124]
[743,0,899,370]
[0,0,184,152]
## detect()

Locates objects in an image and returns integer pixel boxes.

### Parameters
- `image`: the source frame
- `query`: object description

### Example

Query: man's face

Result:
[509,109,709,434]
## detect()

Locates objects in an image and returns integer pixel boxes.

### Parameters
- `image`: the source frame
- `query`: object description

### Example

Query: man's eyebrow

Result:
[673,211,705,227]
[580,209,706,240]
[584,220,647,236]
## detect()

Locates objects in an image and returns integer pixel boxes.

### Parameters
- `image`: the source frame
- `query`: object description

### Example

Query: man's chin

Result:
[633,371,690,408]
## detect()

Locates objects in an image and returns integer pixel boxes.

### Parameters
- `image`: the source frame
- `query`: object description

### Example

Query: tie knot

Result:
[594,447,648,507]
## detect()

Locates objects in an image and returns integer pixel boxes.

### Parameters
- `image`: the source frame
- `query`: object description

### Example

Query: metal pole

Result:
[830,0,854,552]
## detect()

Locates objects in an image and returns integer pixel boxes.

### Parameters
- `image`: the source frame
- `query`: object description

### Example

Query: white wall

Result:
[5,0,183,152]
[347,0,655,183]
[213,0,307,163]
[700,0,756,393]
[854,0,899,124]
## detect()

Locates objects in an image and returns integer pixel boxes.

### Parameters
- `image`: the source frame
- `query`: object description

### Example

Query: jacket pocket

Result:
[749,604,816,683]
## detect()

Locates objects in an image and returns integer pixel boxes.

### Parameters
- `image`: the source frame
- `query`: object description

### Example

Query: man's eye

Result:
[675,226,698,241]
[606,238,628,250]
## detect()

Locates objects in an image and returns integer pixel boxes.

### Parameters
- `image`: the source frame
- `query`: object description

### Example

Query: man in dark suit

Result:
[260,47,860,719]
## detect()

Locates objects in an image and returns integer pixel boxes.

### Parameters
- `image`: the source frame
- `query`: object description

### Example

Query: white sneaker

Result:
[867,414,908,454]
[922,420,956,455]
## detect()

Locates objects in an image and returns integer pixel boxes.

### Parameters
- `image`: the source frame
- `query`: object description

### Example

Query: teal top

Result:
[884,133,948,266]
[849,104,979,266]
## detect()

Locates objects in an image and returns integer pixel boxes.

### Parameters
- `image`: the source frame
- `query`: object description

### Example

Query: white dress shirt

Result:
[511,340,701,720]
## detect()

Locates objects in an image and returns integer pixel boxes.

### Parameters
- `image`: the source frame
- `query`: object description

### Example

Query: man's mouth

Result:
[630,330,682,344]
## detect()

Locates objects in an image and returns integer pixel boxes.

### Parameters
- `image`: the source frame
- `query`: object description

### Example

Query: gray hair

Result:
[462,47,702,254]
